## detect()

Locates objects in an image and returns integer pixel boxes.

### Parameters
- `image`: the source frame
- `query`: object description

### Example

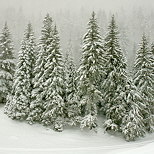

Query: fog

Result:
[0,0,154,68]
[0,0,154,13]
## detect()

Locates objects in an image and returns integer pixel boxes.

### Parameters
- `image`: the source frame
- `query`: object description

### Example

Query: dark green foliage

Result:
[121,80,146,141]
[5,23,36,120]
[77,12,104,130]
[133,34,154,132]
[27,14,53,124]
[102,16,128,131]
[64,53,80,126]
[41,26,65,131]
[0,23,15,104]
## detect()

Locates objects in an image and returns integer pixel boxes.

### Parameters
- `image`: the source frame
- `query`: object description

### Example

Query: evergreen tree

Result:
[64,53,80,126]
[149,43,154,114]
[121,79,146,141]
[133,34,154,132]
[27,14,53,124]
[77,12,104,130]
[41,26,65,131]
[102,16,128,131]
[5,23,36,120]
[0,22,15,104]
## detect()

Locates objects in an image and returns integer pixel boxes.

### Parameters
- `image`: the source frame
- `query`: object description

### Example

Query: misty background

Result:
[0,0,154,69]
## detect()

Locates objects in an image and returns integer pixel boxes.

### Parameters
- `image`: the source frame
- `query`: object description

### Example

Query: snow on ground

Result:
[0,105,154,154]
[116,142,154,154]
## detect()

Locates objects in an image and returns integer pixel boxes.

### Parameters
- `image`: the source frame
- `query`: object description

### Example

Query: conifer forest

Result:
[0,1,154,153]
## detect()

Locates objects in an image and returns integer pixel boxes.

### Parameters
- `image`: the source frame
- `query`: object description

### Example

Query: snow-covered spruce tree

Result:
[133,34,154,132]
[149,43,154,114]
[64,53,80,126]
[121,79,146,141]
[5,23,36,120]
[27,14,53,124]
[102,16,128,131]
[77,12,104,130]
[0,22,15,104]
[41,26,65,131]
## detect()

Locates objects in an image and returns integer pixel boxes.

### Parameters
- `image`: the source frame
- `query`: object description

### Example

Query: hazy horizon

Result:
[0,0,154,66]
[0,0,154,14]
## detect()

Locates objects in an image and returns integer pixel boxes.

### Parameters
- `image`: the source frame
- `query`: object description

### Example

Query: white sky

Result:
[0,0,154,14]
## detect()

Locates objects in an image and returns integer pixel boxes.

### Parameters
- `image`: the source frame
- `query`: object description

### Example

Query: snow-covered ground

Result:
[0,105,153,154]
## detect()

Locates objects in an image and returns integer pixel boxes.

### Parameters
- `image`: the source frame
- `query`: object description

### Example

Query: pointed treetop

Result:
[141,33,148,45]
[142,33,146,40]
[91,11,96,19]
[0,22,14,59]
[40,13,53,47]
[43,13,53,27]
[46,13,50,18]
[1,21,10,35]
[137,34,149,55]
[84,11,102,43]
[111,14,115,20]
[108,15,117,30]
[27,22,32,30]
[4,22,8,28]
[53,25,60,42]
[24,22,34,40]
[89,11,97,23]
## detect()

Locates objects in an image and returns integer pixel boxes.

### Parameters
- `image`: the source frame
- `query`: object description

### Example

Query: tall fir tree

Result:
[5,23,36,120]
[133,34,154,132]
[64,53,80,126]
[77,12,104,130]
[149,43,154,114]
[102,16,128,131]
[41,26,65,131]
[121,79,146,141]
[27,14,53,124]
[0,22,15,104]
